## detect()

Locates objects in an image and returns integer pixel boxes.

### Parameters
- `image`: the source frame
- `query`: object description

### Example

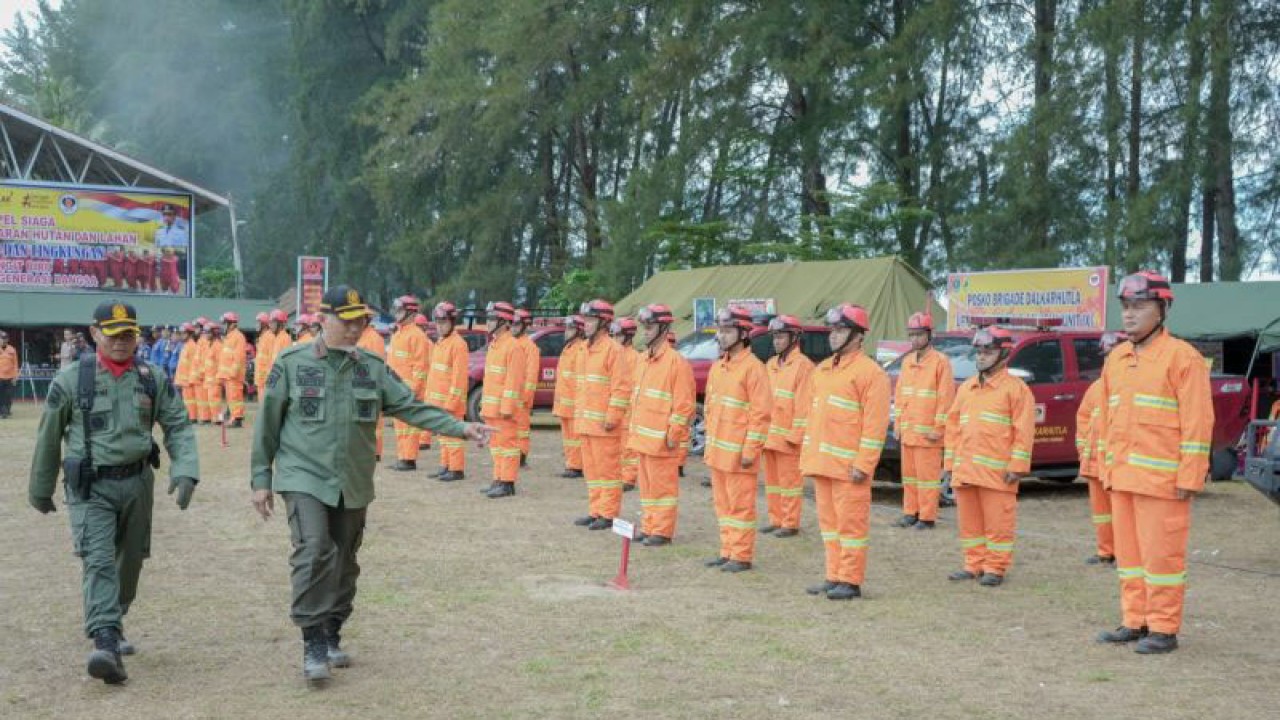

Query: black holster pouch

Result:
[63,457,97,502]
[148,441,161,469]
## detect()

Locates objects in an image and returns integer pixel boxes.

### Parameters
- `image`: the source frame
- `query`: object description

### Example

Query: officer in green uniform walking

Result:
[28,300,199,685]
[251,285,493,685]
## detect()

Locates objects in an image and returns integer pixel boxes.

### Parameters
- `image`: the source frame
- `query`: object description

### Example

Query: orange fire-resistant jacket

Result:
[575,335,633,437]
[553,339,584,419]
[626,340,694,457]
[1097,329,1214,498]
[481,333,527,420]
[764,349,814,454]
[390,323,430,395]
[893,347,955,447]
[254,329,277,387]
[425,332,469,415]
[704,348,771,472]
[799,349,890,479]
[943,367,1036,492]
[1076,379,1104,478]
[202,338,223,384]
[357,327,385,359]
[519,334,540,411]
[295,330,314,345]
[217,327,247,382]
[270,329,292,370]
[175,339,198,386]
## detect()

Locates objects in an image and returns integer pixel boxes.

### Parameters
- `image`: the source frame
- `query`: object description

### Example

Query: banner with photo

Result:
[0,181,194,296]
[946,267,1110,330]
[296,256,329,318]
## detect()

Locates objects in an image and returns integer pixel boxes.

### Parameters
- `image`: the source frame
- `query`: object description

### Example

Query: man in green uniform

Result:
[28,300,199,685]
[251,285,493,685]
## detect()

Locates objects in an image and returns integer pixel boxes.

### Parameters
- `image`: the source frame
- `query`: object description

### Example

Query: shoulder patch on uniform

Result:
[267,365,283,389]
[45,382,66,408]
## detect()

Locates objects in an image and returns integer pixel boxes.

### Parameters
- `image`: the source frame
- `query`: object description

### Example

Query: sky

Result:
[0,0,57,34]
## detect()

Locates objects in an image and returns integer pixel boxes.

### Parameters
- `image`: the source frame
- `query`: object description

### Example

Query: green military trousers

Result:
[282,492,367,630]
[66,468,153,638]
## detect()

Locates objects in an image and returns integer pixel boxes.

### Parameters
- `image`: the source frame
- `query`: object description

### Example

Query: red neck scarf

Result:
[97,349,134,378]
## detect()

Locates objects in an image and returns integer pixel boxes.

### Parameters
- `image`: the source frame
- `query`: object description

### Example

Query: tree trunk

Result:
[1125,0,1144,271]
[1170,0,1204,283]
[1102,0,1122,271]
[892,0,919,262]
[1030,0,1057,250]
[1207,0,1239,280]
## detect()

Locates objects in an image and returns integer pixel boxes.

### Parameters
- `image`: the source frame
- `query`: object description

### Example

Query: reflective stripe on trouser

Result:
[638,453,681,538]
[516,408,532,456]
[66,467,154,637]
[1111,490,1191,635]
[813,475,870,585]
[762,448,803,530]
[183,385,199,421]
[560,418,583,471]
[488,417,520,482]
[440,410,467,471]
[394,418,421,462]
[1086,476,1114,558]
[204,382,222,421]
[902,444,944,522]
[223,380,245,419]
[582,434,623,519]
[281,491,367,629]
[954,485,1018,576]
[621,448,640,486]
[711,468,758,563]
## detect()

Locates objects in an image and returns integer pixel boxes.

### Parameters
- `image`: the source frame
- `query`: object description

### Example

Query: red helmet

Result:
[1118,271,1174,307]
[221,312,239,324]
[180,322,195,333]
[580,299,615,321]
[393,295,420,313]
[203,322,218,333]
[486,301,516,323]
[767,314,803,334]
[255,312,269,324]
[568,314,585,330]
[413,313,430,328]
[195,316,210,326]
[637,303,674,325]
[972,326,1015,350]
[611,318,638,336]
[514,308,533,324]
[270,309,288,323]
[717,306,754,333]
[1100,330,1128,355]
[907,312,933,331]
[433,301,459,321]
[824,304,870,333]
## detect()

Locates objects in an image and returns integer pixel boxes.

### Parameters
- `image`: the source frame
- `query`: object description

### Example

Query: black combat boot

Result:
[1096,626,1148,644]
[913,520,936,531]
[302,625,331,683]
[826,583,861,600]
[432,467,450,478]
[773,528,799,538]
[642,535,671,547]
[230,418,244,428]
[806,579,837,596]
[1134,632,1178,654]
[704,556,729,568]
[574,515,596,527]
[325,619,351,668]
[438,470,465,482]
[588,517,614,530]
[894,514,918,528]
[759,524,779,534]
[485,482,516,498]
[978,573,1004,587]
[1085,554,1116,566]
[479,482,499,494]
[560,468,584,478]
[87,627,128,684]
[948,569,979,581]
[720,560,753,573]
[391,459,417,472]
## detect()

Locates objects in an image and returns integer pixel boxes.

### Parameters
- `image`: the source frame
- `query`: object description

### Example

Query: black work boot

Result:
[642,535,671,547]
[978,573,1004,587]
[826,583,862,600]
[438,471,465,482]
[912,520,936,531]
[432,467,450,478]
[704,556,729,568]
[520,453,528,468]
[561,468,584,479]
[806,580,838,596]
[588,517,614,530]
[230,418,244,428]
[302,625,331,683]
[1085,554,1116,566]
[720,560,753,573]
[479,482,499,494]
[325,619,351,668]
[1097,626,1149,644]
[1134,632,1178,654]
[894,514,918,528]
[623,483,636,492]
[948,569,979,581]
[485,481,516,498]
[87,627,128,685]
[574,515,596,527]
[391,459,417,472]
[773,528,799,538]
[759,524,779,534]
[117,632,136,656]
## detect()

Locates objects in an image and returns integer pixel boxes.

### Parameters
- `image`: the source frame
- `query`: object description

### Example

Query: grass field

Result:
[1,406,1278,719]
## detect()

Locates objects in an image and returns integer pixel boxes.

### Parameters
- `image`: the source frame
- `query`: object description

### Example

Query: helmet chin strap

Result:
[488,320,508,340]
[833,329,858,358]
[1129,305,1167,346]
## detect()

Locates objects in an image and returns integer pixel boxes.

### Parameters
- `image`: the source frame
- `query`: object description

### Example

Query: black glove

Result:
[167,477,198,510]
[30,496,57,514]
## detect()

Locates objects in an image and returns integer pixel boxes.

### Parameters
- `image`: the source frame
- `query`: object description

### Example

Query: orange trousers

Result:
[203,382,222,422]
[814,475,870,585]
[711,468,758,563]
[223,380,245,420]
[638,454,681,539]
[1111,490,1191,634]
[439,410,466,471]
[559,418,582,470]
[902,444,945,522]
[394,419,421,462]
[516,409,532,457]
[955,485,1018,577]
[582,435,623,519]
[1085,476,1114,558]
[762,449,803,530]
[487,417,520,482]
[182,386,198,421]
[621,448,640,487]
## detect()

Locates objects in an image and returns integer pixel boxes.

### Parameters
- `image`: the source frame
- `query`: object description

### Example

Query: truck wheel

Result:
[466,386,483,423]
[690,402,706,456]
[1210,447,1239,481]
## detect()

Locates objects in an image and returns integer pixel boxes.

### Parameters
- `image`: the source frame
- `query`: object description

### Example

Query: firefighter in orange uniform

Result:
[202,323,224,425]
[189,319,211,422]
[478,301,527,498]
[627,304,695,546]
[269,309,292,371]
[799,304,889,599]
[253,312,274,402]
[572,299,633,530]
[893,312,955,530]
[425,302,470,482]
[174,323,199,421]
[389,296,432,471]
[553,316,586,478]
[512,309,540,468]
[413,313,435,452]
[942,326,1035,588]
[761,315,814,538]
[703,306,771,573]
[1076,330,1127,565]
[1095,272,1212,655]
[611,317,642,491]
[295,314,316,344]
[217,312,248,427]
[356,310,388,459]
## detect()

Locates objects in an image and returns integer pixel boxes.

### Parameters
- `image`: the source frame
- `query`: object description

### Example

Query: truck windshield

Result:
[886,336,979,380]
[677,332,720,361]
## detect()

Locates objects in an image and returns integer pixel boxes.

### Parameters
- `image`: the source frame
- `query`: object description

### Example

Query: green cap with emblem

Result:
[319,285,369,320]
[93,299,140,336]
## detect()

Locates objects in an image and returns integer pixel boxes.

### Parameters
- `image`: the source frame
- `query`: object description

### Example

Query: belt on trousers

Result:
[96,460,146,479]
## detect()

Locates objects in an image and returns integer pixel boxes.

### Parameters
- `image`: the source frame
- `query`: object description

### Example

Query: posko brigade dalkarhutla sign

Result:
[0,181,195,296]
[946,267,1109,331]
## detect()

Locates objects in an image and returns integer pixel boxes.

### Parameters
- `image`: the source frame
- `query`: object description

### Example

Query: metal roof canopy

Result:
[0,103,228,213]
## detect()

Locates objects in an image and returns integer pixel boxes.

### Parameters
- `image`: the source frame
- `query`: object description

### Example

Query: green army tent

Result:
[1103,280,1280,353]
[614,256,944,350]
